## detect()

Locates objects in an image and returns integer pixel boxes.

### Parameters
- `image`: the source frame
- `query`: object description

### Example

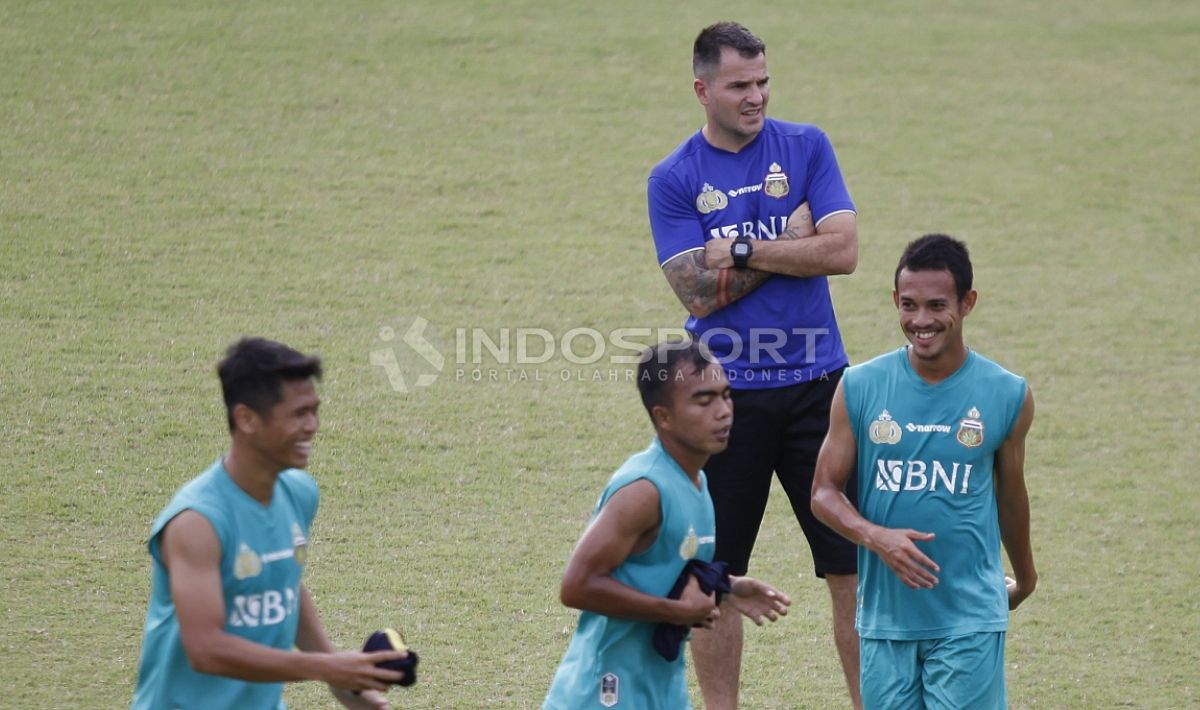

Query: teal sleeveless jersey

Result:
[543,439,716,710]
[132,458,319,710]
[844,349,1026,640]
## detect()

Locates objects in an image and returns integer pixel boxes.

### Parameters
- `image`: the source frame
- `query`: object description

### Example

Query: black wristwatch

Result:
[731,236,753,268]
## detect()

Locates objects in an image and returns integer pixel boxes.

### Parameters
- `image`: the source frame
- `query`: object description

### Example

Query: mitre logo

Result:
[906,422,952,433]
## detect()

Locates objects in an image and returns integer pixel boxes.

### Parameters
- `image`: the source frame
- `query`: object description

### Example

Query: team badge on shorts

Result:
[956,407,984,448]
[600,672,619,707]
[695,183,729,214]
[763,162,789,199]
[869,410,902,445]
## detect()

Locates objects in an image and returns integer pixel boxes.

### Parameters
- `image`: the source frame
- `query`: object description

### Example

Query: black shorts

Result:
[704,368,857,577]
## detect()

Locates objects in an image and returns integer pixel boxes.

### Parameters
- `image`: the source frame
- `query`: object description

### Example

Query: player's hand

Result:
[317,650,407,691]
[870,527,940,589]
[1006,572,1037,611]
[728,576,791,625]
[330,685,391,710]
[704,238,735,269]
[780,201,814,240]
[675,574,720,628]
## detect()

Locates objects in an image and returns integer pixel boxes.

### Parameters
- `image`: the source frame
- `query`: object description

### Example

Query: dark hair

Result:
[637,339,718,415]
[693,22,765,80]
[894,234,974,301]
[218,337,322,430]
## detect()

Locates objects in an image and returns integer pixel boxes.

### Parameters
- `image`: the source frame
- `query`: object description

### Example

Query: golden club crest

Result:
[233,543,262,580]
[695,183,729,214]
[679,525,699,560]
[869,410,902,445]
[763,162,789,199]
[956,407,985,448]
[292,522,308,566]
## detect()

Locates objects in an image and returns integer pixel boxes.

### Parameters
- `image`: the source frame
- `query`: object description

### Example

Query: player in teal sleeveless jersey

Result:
[813,236,1038,709]
[544,439,718,708]
[131,338,408,710]
[845,347,1025,639]
[133,459,318,709]
[544,341,791,710]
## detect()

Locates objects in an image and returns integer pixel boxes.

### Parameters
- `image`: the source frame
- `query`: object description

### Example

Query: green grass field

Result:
[2,1,1197,707]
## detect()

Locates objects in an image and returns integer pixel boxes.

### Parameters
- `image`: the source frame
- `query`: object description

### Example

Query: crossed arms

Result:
[660,202,858,319]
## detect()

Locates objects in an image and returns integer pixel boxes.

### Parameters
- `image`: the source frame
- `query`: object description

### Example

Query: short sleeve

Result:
[648,173,706,266]
[805,130,856,225]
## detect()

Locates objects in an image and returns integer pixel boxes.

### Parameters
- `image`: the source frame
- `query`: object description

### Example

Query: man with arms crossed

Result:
[648,20,861,708]
[132,337,408,710]
[812,235,1038,709]
[543,340,790,709]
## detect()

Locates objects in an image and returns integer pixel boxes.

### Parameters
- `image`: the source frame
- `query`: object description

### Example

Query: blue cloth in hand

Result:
[652,559,732,661]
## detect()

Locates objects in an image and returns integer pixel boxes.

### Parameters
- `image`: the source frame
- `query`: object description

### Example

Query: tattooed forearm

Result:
[722,262,773,304]
[779,223,809,241]
[779,203,815,241]
[663,250,771,318]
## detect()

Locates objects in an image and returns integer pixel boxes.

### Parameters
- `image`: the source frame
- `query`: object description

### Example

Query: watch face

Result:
[733,242,750,256]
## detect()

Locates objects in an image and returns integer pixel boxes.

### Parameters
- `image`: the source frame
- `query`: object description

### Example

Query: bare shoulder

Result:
[602,478,662,519]
[1010,384,1036,438]
[161,509,220,568]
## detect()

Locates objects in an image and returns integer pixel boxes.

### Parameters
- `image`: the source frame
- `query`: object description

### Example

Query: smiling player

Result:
[131,337,407,710]
[811,235,1038,709]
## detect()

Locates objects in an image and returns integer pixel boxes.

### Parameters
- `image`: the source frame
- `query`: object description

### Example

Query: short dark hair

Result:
[895,234,974,302]
[693,22,765,80]
[637,339,719,416]
[218,337,322,430]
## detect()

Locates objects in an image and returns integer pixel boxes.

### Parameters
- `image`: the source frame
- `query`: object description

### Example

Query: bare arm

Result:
[994,387,1038,610]
[746,210,858,277]
[560,479,718,627]
[163,511,405,691]
[661,201,819,318]
[662,249,774,319]
[704,207,858,278]
[810,380,941,589]
[293,584,336,654]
